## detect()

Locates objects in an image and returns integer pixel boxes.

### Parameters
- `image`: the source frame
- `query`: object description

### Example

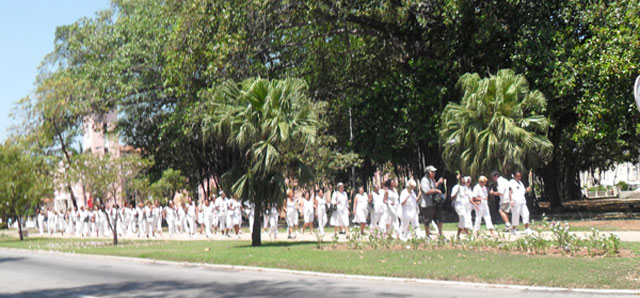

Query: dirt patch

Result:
[569,220,640,231]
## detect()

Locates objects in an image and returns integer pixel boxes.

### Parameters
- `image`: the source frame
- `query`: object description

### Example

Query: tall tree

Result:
[0,139,53,240]
[201,78,319,246]
[440,69,553,178]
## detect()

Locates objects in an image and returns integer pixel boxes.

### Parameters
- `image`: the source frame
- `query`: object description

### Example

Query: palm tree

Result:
[440,69,553,178]
[201,78,318,246]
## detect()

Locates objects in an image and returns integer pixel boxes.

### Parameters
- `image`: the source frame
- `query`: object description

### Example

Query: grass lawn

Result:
[1,235,639,289]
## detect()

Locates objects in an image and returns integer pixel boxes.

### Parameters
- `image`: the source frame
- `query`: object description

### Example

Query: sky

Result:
[0,0,111,141]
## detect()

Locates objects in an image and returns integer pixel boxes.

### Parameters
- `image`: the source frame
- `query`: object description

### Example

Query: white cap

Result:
[425,165,437,173]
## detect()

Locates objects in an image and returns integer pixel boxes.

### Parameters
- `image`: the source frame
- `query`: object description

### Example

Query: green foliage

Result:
[0,139,53,240]
[440,69,553,177]
[149,168,187,204]
[201,77,320,245]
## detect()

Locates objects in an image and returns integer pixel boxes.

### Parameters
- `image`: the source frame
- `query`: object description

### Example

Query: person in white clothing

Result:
[77,206,87,237]
[330,183,350,235]
[230,195,243,238]
[301,191,315,234]
[46,208,55,235]
[400,179,420,240]
[144,202,153,238]
[37,208,45,235]
[285,189,299,239]
[268,204,280,239]
[382,179,401,238]
[352,186,370,234]
[186,198,197,237]
[452,176,472,237]
[136,202,146,238]
[472,176,495,235]
[369,184,384,234]
[314,189,328,236]
[202,199,214,238]
[164,202,177,237]
[225,197,234,237]
[215,192,227,235]
[509,171,533,235]
[177,204,186,234]
[489,171,513,231]
[153,200,163,237]
[244,201,255,233]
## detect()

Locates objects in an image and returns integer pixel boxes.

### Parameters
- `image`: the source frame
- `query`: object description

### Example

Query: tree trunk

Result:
[112,219,118,246]
[17,216,23,241]
[252,203,262,246]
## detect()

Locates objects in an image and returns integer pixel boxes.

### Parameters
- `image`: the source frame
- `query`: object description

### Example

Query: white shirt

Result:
[497,176,510,205]
[372,190,384,213]
[215,197,227,215]
[354,193,368,211]
[332,191,348,212]
[509,179,527,204]
[203,204,214,216]
[165,206,176,220]
[473,184,488,202]
[400,188,417,214]
[187,202,196,217]
[385,188,400,216]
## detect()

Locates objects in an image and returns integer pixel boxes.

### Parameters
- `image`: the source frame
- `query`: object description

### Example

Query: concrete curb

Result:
[1,247,639,296]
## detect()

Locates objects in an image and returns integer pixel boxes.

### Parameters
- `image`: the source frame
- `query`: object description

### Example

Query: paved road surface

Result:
[0,248,634,298]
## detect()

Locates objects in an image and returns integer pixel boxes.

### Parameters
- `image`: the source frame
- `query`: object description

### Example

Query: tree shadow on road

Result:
[0,278,383,298]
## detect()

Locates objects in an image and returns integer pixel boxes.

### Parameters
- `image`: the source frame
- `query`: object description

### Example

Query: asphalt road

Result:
[0,248,635,298]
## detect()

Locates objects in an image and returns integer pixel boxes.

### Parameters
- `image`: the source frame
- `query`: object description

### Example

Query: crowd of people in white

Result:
[34,165,533,241]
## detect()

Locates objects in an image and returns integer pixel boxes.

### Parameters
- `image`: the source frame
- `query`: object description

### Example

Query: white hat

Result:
[425,165,437,173]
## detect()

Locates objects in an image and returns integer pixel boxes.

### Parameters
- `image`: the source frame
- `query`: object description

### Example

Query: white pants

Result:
[167,218,175,236]
[38,219,44,235]
[218,213,227,230]
[474,202,494,231]
[317,208,327,234]
[248,212,255,232]
[138,220,145,237]
[204,215,213,237]
[47,220,54,234]
[370,210,384,232]
[401,212,420,239]
[454,203,471,229]
[511,202,529,227]
[186,216,195,235]
[269,214,278,238]
[76,221,83,236]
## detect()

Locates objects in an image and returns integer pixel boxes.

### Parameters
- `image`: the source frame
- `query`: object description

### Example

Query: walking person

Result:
[203,199,214,238]
[47,208,55,235]
[330,182,350,236]
[301,191,315,234]
[453,176,472,238]
[231,194,243,238]
[352,186,370,234]
[215,191,227,235]
[419,165,446,239]
[285,189,299,239]
[153,200,163,238]
[165,201,177,237]
[509,171,533,235]
[382,179,401,238]
[268,203,280,239]
[136,202,146,238]
[186,198,197,237]
[400,179,421,240]
[315,189,328,236]
[489,171,513,232]
[369,183,384,234]
[473,176,495,236]
[37,208,45,235]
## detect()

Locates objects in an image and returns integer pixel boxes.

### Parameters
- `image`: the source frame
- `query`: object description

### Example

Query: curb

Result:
[1,247,639,296]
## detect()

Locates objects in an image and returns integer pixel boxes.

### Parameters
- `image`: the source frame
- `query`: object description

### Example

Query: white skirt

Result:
[303,208,314,223]
[331,208,348,226]
[353,207,368,223]
[286,210,299,227]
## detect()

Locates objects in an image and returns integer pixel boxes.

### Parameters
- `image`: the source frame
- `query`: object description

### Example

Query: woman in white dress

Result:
[330,183,349,235]
[315,189,328,236]
[453,176,472,237]
[231,194,243,238]
[186,198,197,237]
[300,191,315,234]
[285,189,299,239]
[369,183,384,234]
[473,176,495,235]
[136,202,146,238]
[46,208,55,235]
[268,203,280,239]
[37,208,45,235]
[202,199,214,238]
[382,179,400,238]
[153,200,163,238]
[164,201,177,237]
[400,179,420,240]
[352,186,370,234]
[197,201,205,235]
